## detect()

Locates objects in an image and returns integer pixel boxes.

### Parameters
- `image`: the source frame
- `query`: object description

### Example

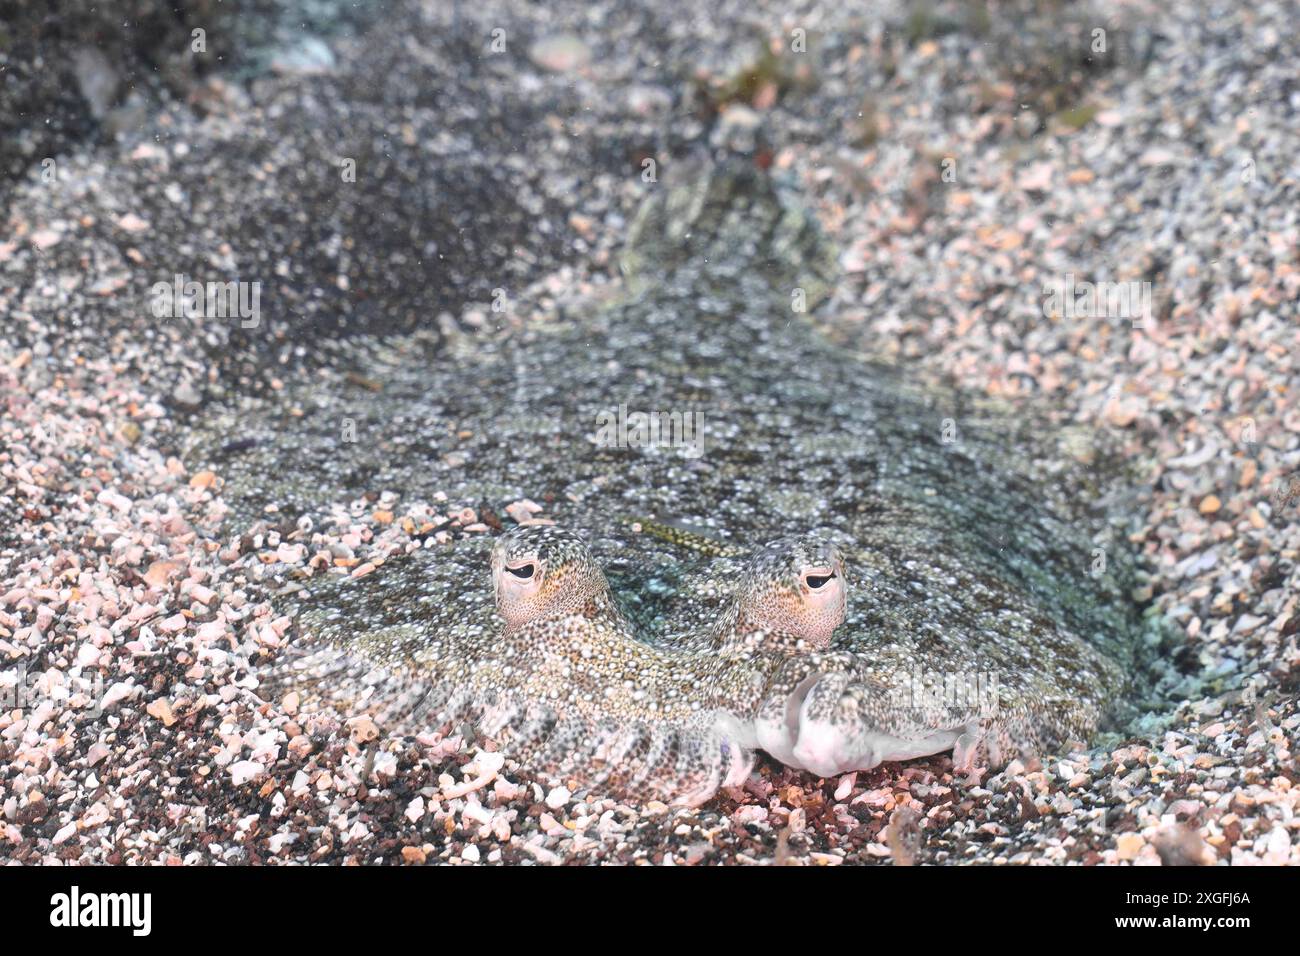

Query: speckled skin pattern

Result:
[271,525,776,805]
[225,161,1146,802]
[641,531,847,653]
[630,527,1121,777]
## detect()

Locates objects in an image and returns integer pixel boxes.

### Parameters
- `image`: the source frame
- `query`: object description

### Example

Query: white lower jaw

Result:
[754,671,822,769]
[755,713,802,769]
[789,723,968,777]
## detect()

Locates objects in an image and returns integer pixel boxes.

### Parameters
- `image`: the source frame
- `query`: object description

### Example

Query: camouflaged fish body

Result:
[230,160,1144,800]
[269,526,828,803]
[631,532,1115,776]
[629,530,846,653]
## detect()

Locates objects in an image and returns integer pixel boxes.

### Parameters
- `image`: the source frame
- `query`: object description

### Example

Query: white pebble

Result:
[834,773,857,801]
[101,681,135,708]
[404,797,425,823]
[229,760,264,786]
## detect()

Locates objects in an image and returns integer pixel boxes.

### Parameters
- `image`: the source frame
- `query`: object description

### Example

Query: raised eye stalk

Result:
[804,569,836,590]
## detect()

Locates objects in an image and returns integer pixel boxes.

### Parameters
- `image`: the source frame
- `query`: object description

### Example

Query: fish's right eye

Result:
[804,570,836,590]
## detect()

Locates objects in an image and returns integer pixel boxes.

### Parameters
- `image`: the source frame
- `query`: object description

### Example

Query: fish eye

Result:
[804,571,835,590]
[507,563,536,580]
